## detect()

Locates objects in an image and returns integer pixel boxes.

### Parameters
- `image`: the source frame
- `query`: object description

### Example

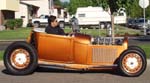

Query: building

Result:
[21,0,50,17]
[15,0,51,27]
[0,0,19,26]
[15,2,39,27]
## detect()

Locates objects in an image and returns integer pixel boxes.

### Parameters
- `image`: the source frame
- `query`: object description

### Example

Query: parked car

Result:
[3,28,147,77]
[127,18,149,30]
[126,18,136,28]
[32,15,65,28]
[134,18,148,29]
[146,28,150,35]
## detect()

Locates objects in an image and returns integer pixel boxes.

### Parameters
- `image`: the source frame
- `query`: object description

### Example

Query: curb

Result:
[0,61,3,66]
[0,39,26,42]
[147,59,150,65]
[0,60,149,66]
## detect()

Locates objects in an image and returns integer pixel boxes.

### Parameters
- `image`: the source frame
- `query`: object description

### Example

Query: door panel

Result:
[37,33,73,62]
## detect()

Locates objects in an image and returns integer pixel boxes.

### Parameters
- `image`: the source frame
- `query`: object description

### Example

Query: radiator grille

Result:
[92,48,117,63]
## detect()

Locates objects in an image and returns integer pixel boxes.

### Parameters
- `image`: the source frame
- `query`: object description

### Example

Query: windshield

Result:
[136,19,147,23]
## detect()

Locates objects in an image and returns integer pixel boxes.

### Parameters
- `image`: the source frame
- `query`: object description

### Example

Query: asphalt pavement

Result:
[0,39,25,51]
[0,60,149,83]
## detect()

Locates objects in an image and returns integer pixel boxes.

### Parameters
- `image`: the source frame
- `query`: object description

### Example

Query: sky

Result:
[60,0,70,2]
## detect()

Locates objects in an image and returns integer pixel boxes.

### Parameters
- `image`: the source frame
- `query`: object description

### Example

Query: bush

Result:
[5,19,23,30]
[5,19,15,30]
[15,19,23,28]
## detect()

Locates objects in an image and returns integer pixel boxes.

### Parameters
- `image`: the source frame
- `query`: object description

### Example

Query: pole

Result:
[143,0,147,35]
[111,15,115,44]
[144,7,146,35]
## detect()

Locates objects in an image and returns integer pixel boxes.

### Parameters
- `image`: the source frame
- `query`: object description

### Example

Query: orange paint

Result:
[28,31,128,70]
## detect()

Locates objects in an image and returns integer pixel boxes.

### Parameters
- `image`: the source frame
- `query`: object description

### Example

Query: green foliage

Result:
[0,51,4,60]
[5,19,16,30]
[15,19,23,28]
[115,0,142,18]
[108,0,118,13]
[139,44,150,58]
[0,28,31,40]
[54,0,62,6]
[62,1,70,8]
[146,6,150,19]
[5,19,23,30]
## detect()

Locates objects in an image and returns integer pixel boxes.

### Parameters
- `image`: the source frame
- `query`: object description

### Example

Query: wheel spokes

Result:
[122,53,142,74]
[10,49,30,69]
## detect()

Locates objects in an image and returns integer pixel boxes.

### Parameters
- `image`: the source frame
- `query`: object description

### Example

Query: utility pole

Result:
[111,15,115,44]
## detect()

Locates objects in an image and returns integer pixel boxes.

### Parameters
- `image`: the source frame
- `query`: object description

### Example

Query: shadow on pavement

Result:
[2,69,15,76]
[35,66,124,76]
[1,67,124,77]
[1,69,35,76]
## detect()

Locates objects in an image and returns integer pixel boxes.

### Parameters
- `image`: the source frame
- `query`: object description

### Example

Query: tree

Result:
[108,0,118,14]
[54,0,62,6]
[115,0,143,18]
[92,0,109,9]
[62,1,69,8]
[146,6,150,19]
[128,0,142,18]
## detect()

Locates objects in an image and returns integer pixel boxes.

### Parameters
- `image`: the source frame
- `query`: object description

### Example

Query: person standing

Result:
[71,16,80,33]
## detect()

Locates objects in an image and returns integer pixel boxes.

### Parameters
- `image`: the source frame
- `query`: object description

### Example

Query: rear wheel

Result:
[4,41,38,75]
[118,49,147,77]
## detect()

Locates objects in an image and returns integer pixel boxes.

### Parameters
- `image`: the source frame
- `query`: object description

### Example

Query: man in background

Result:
[71,16,80,33]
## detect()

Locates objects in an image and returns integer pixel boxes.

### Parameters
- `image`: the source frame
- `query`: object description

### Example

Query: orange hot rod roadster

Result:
[3,29,147,77]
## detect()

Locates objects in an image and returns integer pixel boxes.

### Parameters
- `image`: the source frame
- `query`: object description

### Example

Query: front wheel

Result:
[118,49,147,77]
[128,46,146,58]
[3,41,38,75]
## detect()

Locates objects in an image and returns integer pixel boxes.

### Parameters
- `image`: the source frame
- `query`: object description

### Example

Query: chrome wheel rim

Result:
[122,53,142,74]
[10,49,30,69]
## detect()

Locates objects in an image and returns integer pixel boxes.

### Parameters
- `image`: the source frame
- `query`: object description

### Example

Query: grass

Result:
[0,25,141,40]
[65,25,141,37]
[0,51,4,60]
[0,28,31,40]
[138,44,150,58]
[65,28,107,36]
[114,25,141,36]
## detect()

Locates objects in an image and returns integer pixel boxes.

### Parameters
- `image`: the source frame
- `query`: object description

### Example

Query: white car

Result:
[32,15,65,28]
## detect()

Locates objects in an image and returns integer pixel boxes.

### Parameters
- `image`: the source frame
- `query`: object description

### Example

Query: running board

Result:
[88,64,118,69]
[38,60,118,71]
[39,64,83,71]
